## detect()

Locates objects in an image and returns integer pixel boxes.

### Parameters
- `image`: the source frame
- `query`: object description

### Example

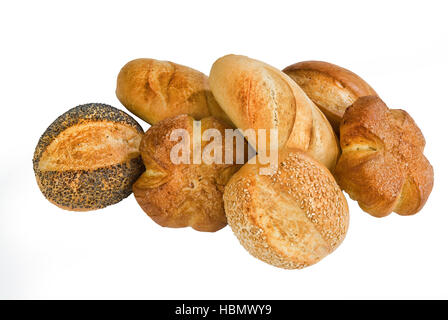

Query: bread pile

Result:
[33,55,434,269]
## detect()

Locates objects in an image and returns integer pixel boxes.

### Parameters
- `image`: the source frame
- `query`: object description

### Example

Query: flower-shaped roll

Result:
[335,96,434,217]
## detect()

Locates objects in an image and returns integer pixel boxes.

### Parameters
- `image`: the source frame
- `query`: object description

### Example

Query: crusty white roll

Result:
[116,58,232,126]
[283,60,377,132]
[224,149,349,269]
[209,55,340,171]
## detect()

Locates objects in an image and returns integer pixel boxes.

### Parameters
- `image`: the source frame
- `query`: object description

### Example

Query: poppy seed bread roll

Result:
[116,58,232,126]
[209,55,340,171]
[33,103,145,211]
[224,149,349,269]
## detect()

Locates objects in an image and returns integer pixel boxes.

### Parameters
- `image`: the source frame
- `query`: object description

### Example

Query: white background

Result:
[1,0,447,299]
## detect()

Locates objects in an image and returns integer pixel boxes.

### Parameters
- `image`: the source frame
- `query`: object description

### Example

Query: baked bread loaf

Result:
[335,96,434,217]
[116,58,232,126]
[209,55,340,171]
[33,103,145,211]
[224,149,349,269]
[283,61,377,132]
[133,114,242,232]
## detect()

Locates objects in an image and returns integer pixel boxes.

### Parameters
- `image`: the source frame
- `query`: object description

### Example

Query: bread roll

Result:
[209,55,339,171]
[224,149,349,269]
[283,61,377,132]
[116,58,232,126]
[133,114,242,232]
[335,96,434,217]
[33,103,145,211]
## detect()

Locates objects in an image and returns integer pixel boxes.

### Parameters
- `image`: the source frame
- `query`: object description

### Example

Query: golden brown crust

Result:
[133,114,242,232]
[116,58,232,126]
[209,55,340,171]
[224,149,349,269]
[33,103,145,211]
[283,61,377,131]
[38,122,141,171]
[335,96,434,217]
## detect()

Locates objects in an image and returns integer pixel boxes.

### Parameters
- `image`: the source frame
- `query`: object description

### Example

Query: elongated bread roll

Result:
[116,58,232,126]
[283,61,377,132]
[209,55,339,171]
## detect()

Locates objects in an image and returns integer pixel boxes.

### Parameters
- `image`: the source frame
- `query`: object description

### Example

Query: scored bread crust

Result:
[283,60,377,132]
[224,149,349,269]
[33,103,145,211]
[116,58,232,126]
[335,96,434,217]
[133,114,241,232]
[209,55,340,172]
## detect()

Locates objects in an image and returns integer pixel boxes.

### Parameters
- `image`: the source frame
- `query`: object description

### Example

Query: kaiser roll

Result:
[335,96,434,217]
[133,114,242,232]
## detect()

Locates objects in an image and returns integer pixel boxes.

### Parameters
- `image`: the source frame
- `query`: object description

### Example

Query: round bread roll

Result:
[133,114,242,232]
[33,103,145,211]
[116,58,232,126]
[209,55,340,172]
[224,149,349,269]
[335,96,434,217]
[283,61,377,132]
